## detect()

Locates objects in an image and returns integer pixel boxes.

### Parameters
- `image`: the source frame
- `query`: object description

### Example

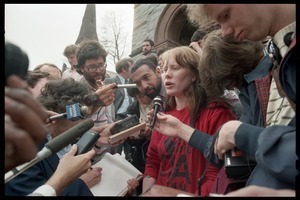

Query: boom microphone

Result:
[45,118,94,153]
[149,95,164,129]
[48,103,88,122]
[5,118,94,183]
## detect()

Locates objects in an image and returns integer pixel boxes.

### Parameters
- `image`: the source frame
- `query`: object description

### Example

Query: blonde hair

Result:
[163,46,231,127]
[163,46,204,127]
[186,4,213,28]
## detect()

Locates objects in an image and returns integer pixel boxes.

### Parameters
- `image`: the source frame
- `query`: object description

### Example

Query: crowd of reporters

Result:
[5,3,296,197]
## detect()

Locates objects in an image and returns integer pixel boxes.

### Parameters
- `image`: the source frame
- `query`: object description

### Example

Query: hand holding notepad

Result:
[89,152,143,196]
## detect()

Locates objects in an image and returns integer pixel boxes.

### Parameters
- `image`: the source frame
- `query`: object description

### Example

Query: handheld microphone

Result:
[113,84,137,89]
[5,118,94,183]
[48,103,88,122]
[149,95,164,129]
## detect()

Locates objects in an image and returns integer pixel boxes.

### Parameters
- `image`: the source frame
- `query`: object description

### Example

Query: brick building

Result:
[130,4,197,61]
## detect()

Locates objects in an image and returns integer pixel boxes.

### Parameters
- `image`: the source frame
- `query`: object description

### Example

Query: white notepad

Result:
[89,152,143,196]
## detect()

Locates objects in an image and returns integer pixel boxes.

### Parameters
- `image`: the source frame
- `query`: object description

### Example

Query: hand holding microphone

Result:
[48,103,88,122]
[83,83,116,109]
[5,75,49,173]
[46,144,97,195]
[149,95,164,130]
[5,118,94,183]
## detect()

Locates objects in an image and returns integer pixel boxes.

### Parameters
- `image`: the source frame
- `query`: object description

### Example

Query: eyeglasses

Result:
[85,62,107,72]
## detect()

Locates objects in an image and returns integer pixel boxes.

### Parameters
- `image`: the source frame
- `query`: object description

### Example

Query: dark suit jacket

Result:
[104,75,127,119]
[5,138,93,196]
[125,100,150,173]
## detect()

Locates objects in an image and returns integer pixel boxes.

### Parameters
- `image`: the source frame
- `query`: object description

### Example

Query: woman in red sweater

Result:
[142,46,236,196]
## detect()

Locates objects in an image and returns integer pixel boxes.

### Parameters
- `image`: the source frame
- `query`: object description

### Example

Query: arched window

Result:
[154,4,198,50]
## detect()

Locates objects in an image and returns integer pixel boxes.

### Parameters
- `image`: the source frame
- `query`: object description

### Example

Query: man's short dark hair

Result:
[115,57,134,74]
[143,39,154,46]
[75,40,108,74]
[131,58,157,74]
[145,54,158,66]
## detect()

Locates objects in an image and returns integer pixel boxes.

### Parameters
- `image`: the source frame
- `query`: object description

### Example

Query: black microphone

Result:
[48,104,88,122]
[5,118,94,183]
[149,95,164,129]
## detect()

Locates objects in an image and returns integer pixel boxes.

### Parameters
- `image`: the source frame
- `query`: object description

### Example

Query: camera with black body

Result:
[224,147,257,179]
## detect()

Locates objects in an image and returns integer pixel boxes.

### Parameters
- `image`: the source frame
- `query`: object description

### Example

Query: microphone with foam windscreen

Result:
[5,118,94,183]
[149,95,164,129]
[48,103,88,122]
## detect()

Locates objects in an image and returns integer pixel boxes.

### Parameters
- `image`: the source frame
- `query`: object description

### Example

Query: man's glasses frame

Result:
[85,62,107,72]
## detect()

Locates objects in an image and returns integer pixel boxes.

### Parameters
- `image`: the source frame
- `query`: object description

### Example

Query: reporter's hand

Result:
[44,110,59,124]
[94,83,116,106]
[126,178,140,195]
[79,167,102,188]
[153,112,182,137]
[93,123,115,145]
[138,126,152,139]
[5,75,49,134]
[92,122,128,146]
[5,114,40,172]
[147,108,154,127]
[91,124,110,135]
[46,144,96,195]
[214,120,242,159]
[5,75,48,172]
[153,112,195,143]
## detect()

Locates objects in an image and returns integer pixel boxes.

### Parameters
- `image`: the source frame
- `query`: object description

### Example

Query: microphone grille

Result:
[153,95,164,104]
[80,106,88,116]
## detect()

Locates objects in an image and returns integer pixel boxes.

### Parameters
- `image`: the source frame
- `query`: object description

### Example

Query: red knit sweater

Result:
[144,104,235,196]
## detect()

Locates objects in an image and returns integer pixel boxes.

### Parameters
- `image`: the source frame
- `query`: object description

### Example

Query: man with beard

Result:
[142,39,158,64]
[130,58,166,101]
[129,58,165,195]
[74,40,117,157]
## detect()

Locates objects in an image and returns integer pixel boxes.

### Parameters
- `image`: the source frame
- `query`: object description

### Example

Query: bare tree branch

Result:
[99,9,130,65]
